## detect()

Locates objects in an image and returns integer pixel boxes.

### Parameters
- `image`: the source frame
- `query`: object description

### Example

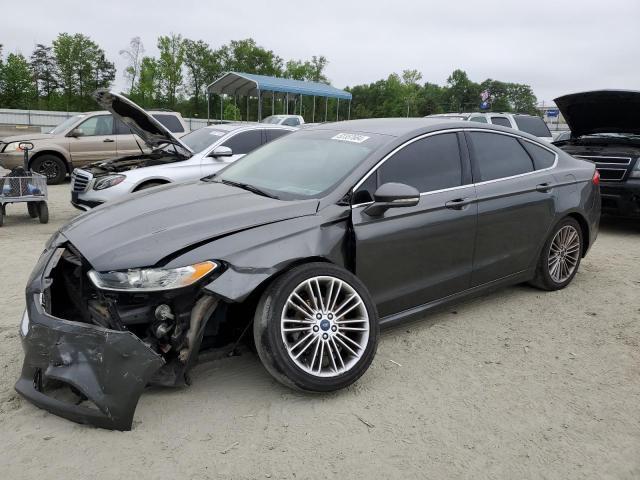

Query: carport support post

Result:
[220,94,224,120]
[325,97,328,122]
[272,92,275,115]
[348,100,351,120]
[286,93,289,114]
[206,91,210,124]
[246,96,249,122]
[257,90,262,121]
[312,96,316,122]
[336,98,340,121]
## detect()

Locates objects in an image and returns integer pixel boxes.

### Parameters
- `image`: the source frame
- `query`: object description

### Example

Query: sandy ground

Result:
[0,177,638,480]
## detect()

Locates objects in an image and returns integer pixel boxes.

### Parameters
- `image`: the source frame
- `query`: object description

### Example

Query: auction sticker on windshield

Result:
[331,133,370,143]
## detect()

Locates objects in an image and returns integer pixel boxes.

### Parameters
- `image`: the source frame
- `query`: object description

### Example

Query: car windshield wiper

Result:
[215,178,279,199]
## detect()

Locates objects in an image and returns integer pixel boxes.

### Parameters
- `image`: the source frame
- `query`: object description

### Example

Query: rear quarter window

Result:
[152,114,185,133]
[520,140,556,169]
[514,115,551,138]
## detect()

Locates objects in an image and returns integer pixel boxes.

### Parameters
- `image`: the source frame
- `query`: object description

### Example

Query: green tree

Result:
[402,69,422,117]
[446,69,480,111]
[30,44,59,108]
[1,53,36,108]
[157,34,185,108]
[183,39,221,116]
[283,55,328,83]
[131,56,160,107]
[220,39,283,76]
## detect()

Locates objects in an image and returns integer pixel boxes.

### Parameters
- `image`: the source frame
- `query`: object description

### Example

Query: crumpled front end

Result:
[15,236,219,430]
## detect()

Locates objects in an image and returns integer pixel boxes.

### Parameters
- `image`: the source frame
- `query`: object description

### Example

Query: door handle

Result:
[445,197,471,210]
[103,138,115,143]
[536,183,553,193]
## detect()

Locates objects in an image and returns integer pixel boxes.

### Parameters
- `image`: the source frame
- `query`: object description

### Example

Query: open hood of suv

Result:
[554,90,640,137]
[94,90,192,153]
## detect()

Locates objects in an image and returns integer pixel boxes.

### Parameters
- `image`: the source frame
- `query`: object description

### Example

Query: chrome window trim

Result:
[350,128,558,206]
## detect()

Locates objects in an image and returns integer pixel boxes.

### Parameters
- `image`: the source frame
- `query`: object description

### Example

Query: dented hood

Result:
[93,89,191,153]
[554,90,640,137]
[60,181,319,271]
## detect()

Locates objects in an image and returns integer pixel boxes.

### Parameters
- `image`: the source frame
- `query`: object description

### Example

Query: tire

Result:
[27,202,38,218]
[530,217,583,291]
[253,262,379,392]
[38,202,49,224]
[134,181,166,191]
[31,155,67,185]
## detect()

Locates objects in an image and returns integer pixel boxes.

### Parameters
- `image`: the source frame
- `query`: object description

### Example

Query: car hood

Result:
[554,90,640,137]
[60,181,319,271]
[93,89,192,154]
[1,133,55,144]
[84,151,184,176]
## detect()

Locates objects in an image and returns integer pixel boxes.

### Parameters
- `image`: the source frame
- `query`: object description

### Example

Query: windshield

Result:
[213,130,389,200]
[49,115,84,134]
[178,127,229,152]
[261,116,283,124]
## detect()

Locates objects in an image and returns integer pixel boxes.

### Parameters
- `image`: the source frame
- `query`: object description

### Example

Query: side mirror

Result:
[363,182,420,217]
[209,146,233,158]
[68,128,83,138]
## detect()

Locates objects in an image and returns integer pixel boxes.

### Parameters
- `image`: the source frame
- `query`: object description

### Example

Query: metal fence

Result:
[0,108,209,132]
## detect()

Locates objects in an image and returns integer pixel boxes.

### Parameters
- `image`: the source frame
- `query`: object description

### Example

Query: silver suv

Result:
[0,110,188,184]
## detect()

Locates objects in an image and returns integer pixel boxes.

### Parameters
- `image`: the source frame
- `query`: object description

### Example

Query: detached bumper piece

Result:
[16,311,164,431]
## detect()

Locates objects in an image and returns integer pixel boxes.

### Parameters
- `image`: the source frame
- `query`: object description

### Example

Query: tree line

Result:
[0,33,539,121]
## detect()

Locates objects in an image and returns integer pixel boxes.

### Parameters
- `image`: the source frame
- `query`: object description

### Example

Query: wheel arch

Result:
[565,212,590,257]
[132,178,172,191]
[29,150,72,173]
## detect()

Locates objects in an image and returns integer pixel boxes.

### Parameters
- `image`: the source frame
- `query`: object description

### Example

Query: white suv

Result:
[428,112,553,142]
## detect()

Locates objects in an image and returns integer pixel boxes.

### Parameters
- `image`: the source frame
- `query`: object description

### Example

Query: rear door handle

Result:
[445,197,471,210]
[103,138,115,143]
[536,183,553,193]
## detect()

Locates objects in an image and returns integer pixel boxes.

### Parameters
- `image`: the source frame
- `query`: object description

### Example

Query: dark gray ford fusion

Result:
[17,118,600,429]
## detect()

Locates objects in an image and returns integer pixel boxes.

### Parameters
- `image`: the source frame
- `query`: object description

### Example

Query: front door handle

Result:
[445,197,471,210]
[103,138,115,143]
[536,183,553,193]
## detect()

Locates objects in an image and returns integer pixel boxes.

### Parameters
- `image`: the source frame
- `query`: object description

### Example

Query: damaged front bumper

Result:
[15,237,219,430]
[16,302,164,430]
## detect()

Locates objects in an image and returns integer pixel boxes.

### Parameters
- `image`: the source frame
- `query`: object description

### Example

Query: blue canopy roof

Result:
[207,72,352,100]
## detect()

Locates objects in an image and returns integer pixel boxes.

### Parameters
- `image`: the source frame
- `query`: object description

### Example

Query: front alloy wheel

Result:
[254,263,379,392]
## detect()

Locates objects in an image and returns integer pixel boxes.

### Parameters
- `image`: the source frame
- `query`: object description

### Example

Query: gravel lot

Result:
[0,179,638,479]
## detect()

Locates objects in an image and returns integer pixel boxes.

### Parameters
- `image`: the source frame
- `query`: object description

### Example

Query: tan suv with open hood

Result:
[0,110,188,184]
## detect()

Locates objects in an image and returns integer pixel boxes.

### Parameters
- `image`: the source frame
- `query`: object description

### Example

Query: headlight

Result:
[93,174,126,190]
[631,158,640,178]
[3,142,26,153]
[87,261,218,292]
[20,309,30,337]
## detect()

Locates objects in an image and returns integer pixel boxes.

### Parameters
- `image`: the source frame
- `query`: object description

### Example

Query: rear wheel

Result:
[254,263,379,392]
[27,202,38,218]
[37,202,49,224]
[531,218,583,290]
[31,155,66,185]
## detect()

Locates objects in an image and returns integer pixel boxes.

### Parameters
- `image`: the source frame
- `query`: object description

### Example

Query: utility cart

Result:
[0,142,49,226]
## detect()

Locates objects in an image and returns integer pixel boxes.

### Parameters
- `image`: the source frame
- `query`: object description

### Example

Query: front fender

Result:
[166,206,351,303]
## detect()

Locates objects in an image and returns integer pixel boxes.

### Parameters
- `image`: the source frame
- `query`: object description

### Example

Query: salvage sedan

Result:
[16,119,600,430]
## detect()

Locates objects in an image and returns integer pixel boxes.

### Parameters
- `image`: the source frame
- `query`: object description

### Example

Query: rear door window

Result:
[282,117,300,126]
[114,118,133,135]
[265,129,292,142]
[490,116,512,128]
[222,129,264,154]
[520,140,556,169]
[152,114,185,133]
[468,132,534,181]
[513,115,552,138]
[379,133,463,192]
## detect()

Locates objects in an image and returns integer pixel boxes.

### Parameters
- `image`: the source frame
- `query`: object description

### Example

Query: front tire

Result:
[254,262,379,392]
[531,217,583,291]
[31,155,67,185]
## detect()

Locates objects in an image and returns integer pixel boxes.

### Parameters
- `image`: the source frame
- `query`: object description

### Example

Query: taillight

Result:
[592,169,600,186]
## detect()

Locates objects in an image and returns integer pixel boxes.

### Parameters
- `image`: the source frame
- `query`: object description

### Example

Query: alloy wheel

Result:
[548,225,581,283]
[280,276,370,378]
[38,159,59,180]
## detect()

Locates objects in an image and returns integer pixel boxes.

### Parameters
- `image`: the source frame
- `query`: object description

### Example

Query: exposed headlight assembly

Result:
[20,309,30,337]
[88,261,218,292]
[3,142,27,153]
[93,174,126,190]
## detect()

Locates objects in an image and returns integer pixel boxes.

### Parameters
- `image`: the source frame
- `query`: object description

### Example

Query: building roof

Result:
[207,72,352,100]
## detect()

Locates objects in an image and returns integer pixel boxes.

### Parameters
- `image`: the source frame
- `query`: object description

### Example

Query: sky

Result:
[3,0,639,106]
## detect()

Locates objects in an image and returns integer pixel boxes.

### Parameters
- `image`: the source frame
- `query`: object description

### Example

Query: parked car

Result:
[70,92,295,210]
[16,118,600,430]
[0,109,189,184]
[261,114,305,127]
[428,112,553,142]
[553,90,640,218]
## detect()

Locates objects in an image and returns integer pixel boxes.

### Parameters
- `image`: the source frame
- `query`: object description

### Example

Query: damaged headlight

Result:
[93,175,126,190]
[87,261,218,292]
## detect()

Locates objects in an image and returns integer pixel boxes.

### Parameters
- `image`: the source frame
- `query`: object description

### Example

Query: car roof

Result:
[202,123,293,132]
[308,117,471,137]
